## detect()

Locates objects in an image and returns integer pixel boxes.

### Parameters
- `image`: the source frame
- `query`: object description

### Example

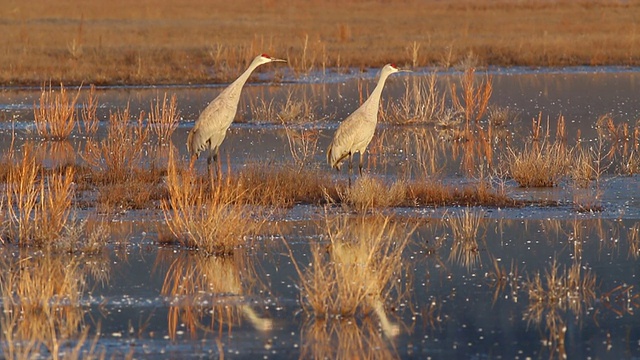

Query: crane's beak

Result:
[271,58,287,63]
[399,69,413,73]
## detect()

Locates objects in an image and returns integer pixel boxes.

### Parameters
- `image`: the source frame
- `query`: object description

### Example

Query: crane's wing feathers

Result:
[187,97,236,158]
[327,110,375,169]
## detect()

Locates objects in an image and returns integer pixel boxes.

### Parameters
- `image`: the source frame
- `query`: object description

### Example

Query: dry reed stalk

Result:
[408,180,519,207]
[506,141,568,187]
[250,90,316,124]
[285,214,413,319]
[0,253,87,358]
[148,92,180,143]
[80,84,99,136]
[569,145,596,188]
[33,83,81,140]
[446,208,485,270]
[161,148,259,255]
[282,126,320,171]
[450,68,493,124]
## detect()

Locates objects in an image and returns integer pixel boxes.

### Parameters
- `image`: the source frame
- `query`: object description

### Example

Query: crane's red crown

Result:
[261,53,271,58]
[390,63,398,69]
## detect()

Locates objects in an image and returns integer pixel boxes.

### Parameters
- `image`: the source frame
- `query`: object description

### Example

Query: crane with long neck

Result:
[187,54,286,175]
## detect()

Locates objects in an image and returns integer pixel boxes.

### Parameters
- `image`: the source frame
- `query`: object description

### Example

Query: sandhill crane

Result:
[187,54,286,174]
[326,64,406,183]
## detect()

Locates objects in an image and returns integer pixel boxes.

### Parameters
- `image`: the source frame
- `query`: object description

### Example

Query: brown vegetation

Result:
[2,1,640,85]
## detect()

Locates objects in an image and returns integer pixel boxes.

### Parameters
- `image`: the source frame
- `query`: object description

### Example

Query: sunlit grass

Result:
[33,83,80,140]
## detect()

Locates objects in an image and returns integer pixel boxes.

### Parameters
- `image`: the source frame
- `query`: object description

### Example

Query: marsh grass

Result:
[383,75,446,124]
[249,90,317,124]
[486,258,520,305]
[506,141,568,187]
[285,213,414,320]
[336,176,406,212]
[161,148,261,255]
[450,67,493,124]
[4,145,75,246]
[33,83,81,140]
[79,84,99,136]
[148,93,180,143]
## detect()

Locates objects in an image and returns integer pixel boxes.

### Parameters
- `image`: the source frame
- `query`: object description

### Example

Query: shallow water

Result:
[1,68,640,359]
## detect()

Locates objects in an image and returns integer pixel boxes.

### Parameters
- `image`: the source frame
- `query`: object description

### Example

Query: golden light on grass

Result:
[4,145,75,246]
[148,93,180,143]
[506,142,568,187]
[337,176,406,212]
[160,251,271,339]
[161,148,261,255]
[383,74,446,124]
[79,84,99,137]
[450,67,493,124]
[286,213,414,327]
[33,83,81,140]
[523,260,596,358]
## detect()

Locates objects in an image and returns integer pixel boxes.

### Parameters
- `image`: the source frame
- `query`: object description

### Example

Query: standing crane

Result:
[187,54,286,175]
[326,64,406,184]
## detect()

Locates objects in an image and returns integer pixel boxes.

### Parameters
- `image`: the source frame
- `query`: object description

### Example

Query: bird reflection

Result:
[160,250,272,339]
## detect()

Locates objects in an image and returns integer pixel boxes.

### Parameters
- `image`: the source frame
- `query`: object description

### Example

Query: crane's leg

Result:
[348,153,353,187]
[214,147,222,180]
[358,152,364,177]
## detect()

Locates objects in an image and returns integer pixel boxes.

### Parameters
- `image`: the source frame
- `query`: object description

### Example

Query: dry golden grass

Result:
[3,145,75,246]
[407,180,521,208]
[79,84,99,136]
[249,90,317,124]
[506,142,569,187]
[336,176,406,212]
[161,148,261,255]
[285,213,413,320]
[148,93,180,143]
[450,68,493,124]
[382,74,446,124]
[2,1,640,85]
[33,83,81,140]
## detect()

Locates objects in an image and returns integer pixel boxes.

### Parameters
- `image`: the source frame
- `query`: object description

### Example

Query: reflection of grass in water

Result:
[286,213,414,327]
[160,251,271,339]
[446,208,485,270]
[300,317,398,360]
[523,259,596,358]
[0,252,103,358]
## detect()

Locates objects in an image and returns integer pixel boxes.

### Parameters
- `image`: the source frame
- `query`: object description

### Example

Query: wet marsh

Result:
[0,68,640,358]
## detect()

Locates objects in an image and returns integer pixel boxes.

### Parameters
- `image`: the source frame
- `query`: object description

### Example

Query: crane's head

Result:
[382,63,411,76]
[255,53,287,65]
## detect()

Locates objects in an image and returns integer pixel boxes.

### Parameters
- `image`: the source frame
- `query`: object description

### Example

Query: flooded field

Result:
[1,68,640,359]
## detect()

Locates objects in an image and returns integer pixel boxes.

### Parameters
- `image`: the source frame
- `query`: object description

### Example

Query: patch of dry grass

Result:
[506,142,569,187]
[450,67,493,124]
[148,93,180,143]
[336,176,406,212]
[383,74,446,124]
[285,213,414,321]
[161,148,261,255]
[33,83,81,140]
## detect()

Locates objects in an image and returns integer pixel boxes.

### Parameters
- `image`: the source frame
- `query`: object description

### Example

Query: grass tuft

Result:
[33,83,81,140]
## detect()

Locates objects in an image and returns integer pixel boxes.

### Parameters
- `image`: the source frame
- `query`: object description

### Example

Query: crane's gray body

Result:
[327,64,400,172]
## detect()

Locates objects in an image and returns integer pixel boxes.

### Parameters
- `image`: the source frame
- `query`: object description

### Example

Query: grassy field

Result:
[1,0,639,85]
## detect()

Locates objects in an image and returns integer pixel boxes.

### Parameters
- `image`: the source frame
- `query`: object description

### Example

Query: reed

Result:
[161,148,260,255]
[336,176,406,212]
[33,83,81,140]
[148,92,180,143]
[450,67,493,124]
[383,74,446,124]
[285,213,413,319]
[79,84,99,136]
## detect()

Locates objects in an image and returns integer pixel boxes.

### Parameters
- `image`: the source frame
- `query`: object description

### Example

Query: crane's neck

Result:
[221,60,265,105]
[362,71,393,120]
